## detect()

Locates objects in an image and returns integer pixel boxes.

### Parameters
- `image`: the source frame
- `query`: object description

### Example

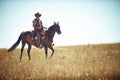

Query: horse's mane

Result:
[47,24,55,31]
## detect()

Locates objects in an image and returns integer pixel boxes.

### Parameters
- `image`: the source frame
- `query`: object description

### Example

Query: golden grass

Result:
[0,43,120,80]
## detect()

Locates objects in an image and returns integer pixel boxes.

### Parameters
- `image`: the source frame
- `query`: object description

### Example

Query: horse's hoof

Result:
[19,61,22,64]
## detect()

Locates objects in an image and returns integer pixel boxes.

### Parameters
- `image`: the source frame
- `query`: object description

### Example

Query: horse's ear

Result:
[57,22,59,25]
[54,21,56,25]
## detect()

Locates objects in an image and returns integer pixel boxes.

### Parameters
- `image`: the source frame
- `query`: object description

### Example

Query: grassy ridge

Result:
[0,43,120,80]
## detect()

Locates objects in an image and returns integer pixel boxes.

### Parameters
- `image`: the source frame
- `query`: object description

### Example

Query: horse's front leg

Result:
[44,45,48,59]
[49,45,54,59]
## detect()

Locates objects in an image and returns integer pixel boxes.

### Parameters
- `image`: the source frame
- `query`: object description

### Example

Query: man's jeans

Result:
[36,31,40,46]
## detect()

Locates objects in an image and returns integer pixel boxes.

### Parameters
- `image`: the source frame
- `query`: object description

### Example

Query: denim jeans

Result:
[36,31,40,46]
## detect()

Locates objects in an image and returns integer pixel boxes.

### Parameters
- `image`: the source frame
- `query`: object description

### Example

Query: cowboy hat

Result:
[35,12,41,17]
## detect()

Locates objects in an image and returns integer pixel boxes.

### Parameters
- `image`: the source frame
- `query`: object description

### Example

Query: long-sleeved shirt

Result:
[32,18,43,29]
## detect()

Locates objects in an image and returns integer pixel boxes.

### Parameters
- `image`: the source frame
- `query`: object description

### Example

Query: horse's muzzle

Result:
[58,31,61,35]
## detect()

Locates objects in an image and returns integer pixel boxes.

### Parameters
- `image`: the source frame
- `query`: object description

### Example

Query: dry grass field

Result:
[0,43,120,80]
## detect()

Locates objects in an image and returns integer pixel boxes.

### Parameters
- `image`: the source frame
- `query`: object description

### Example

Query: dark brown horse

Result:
[8,22,61,61]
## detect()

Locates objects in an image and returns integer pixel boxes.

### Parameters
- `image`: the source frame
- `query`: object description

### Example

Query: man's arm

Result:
[32,19,36,28]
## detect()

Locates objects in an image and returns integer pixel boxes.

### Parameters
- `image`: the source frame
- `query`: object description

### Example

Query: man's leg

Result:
[40,29,43,47]
[40,33,43,47]
[36,31,40,47]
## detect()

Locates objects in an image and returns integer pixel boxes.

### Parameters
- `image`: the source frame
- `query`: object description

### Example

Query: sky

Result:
[0,0,120,48]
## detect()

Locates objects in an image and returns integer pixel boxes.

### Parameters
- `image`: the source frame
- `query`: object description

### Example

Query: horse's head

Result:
[53,22,61,34]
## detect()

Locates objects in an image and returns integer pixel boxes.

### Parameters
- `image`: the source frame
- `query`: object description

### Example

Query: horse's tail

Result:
[8,33,22,52]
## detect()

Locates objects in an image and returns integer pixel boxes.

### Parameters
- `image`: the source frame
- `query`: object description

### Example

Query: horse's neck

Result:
[47,30,55,42]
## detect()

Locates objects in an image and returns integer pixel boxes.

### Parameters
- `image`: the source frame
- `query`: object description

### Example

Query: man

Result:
[33,12,43,48]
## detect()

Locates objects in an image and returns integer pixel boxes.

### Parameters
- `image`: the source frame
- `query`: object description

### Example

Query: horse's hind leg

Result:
[20,42,26,62]
[49,45,54,59]
[27,43,31,60]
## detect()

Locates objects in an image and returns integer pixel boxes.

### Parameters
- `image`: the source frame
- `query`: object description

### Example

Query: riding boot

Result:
[34,37,39,47]
[39,35,43,48]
